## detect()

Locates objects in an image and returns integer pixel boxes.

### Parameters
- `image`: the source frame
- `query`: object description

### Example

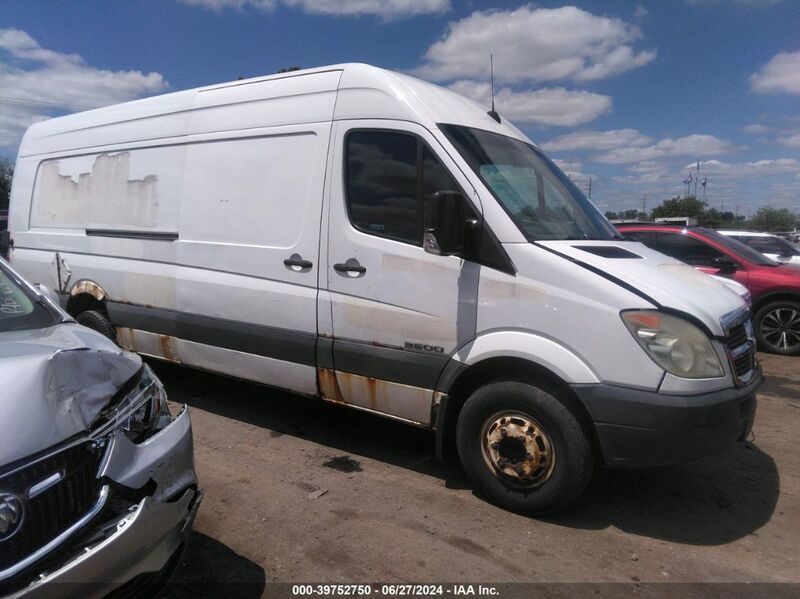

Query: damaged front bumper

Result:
[2,405,201,598]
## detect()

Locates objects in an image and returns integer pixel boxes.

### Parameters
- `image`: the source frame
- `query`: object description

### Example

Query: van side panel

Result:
[11,71,342,396]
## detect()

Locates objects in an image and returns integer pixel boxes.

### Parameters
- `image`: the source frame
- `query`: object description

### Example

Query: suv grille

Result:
[0,440,105,575]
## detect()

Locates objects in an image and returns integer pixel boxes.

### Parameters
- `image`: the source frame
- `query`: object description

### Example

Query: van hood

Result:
[0,323,141,468]
[538,240,745,335]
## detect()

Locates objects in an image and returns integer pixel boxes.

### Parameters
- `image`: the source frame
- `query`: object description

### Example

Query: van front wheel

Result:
[76,309,116,341]
[456,380,593,514]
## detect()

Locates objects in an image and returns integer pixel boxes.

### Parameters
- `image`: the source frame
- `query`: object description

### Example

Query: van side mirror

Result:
[714,255,739,272]
[423,191,474,256]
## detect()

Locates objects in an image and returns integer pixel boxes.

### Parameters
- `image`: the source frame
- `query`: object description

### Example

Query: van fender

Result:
[432,331,599,460]
[451,330,599,386]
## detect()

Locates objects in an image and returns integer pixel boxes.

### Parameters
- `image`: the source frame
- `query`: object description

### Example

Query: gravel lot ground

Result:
[155,353,799,596]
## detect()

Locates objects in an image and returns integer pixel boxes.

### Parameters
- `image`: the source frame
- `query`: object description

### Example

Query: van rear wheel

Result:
[456,380,594,514]
[76,309,116,341]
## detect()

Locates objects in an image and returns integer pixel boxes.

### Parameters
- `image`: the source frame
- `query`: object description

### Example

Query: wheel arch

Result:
[65,279,111,318]
[752,290,800,314]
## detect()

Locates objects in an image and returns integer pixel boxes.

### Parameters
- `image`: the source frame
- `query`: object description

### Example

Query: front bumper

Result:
[6,406,201,598]
[572,370,761,469]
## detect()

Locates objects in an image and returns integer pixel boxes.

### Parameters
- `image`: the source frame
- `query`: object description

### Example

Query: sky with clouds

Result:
[1,0,798,215]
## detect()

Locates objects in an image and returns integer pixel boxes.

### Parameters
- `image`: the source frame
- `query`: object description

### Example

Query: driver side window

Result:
[345,130,471,246]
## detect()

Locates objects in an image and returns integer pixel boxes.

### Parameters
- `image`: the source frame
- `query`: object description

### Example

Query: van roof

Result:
[19,63,532,158]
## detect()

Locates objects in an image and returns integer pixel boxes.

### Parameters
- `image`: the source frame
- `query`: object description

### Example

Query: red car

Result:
[618,224,800,356]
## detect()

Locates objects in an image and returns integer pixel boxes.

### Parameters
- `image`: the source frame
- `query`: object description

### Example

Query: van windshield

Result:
[440,125,618,241]
[0,263,57,332]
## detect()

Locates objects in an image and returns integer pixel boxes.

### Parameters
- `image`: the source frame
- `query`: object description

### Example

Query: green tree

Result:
[604,210,618,220]
[748,207,798,232]
[0,157,13,212]
[649,196,706,220]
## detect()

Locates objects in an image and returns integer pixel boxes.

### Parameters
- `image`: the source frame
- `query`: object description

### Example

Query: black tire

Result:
[76,309,116,341]
[754,301,800,356]
[456,380,594,514]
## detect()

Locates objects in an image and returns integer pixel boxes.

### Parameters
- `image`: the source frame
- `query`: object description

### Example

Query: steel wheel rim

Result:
[480,411,555,489]
[760,308,800,352]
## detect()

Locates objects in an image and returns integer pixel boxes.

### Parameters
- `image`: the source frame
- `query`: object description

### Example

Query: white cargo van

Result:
[8,64,761,512]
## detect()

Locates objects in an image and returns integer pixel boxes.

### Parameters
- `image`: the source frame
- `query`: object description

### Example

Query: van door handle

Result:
[284,254,313,271]
[333,258,366,275]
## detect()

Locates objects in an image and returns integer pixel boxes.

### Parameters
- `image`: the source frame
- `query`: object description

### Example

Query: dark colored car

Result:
[617,224,800,356]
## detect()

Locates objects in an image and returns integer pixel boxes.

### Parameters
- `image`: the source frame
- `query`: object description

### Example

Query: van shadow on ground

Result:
[151,361,779,548]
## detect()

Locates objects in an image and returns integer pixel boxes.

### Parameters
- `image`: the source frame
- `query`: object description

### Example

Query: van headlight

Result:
[621,311,724,379]
[110,365,172,443]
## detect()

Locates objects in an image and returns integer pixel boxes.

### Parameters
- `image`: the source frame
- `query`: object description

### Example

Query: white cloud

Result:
[628,160,670,175]
[750,51,800,95]
[179,0,275,11]
[742,123,770,134]
[552,158,582,173]
[284,0,449,17]
[0,28,168,149]
[634,5,648,19]
[594,134,736,164]
[415,5,655,84]
[179,0,450,17]
[448,80,611,127]
[778,132,800,148]
[552,158,595,186]
[689,158,800,177]
[542,128,652,152]
[687,0,784,4]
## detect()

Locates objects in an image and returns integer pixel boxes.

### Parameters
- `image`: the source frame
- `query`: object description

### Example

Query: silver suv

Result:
[0,259,201,597]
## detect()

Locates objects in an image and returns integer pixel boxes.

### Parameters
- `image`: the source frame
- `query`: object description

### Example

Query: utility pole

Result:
[587,177,592,199]
[642,193,646,219]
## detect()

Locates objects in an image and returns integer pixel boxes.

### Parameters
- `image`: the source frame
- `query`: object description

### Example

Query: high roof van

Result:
[7,64,761,512]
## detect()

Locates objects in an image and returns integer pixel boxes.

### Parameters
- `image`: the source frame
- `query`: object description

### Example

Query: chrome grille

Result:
[0,440,105,576]
[726,323,749,349]
[724,319,757,385]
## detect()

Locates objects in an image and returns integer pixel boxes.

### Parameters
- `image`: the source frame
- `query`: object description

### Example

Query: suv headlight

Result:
[107,365,172,443]
[621,311,724,379]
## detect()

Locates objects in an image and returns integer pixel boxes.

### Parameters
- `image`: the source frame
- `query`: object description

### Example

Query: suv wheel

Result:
[754,301,800,355]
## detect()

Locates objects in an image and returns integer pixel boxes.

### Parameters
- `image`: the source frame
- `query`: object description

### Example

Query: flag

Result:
[683,174,692,184]
[701,176,707,188]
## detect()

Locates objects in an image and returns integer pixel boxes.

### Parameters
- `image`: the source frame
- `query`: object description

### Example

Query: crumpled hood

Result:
[538,240,746,335]
[0,323,141,468]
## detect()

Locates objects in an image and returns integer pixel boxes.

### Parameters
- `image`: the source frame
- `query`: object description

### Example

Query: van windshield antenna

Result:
[487,54,501,124]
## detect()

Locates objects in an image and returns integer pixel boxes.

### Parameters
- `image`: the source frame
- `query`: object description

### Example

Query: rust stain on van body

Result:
[317,368,383,411]
[317,368,434,427]
[159,335,180,363]
[116,327,181,364]
[317,368,345,403]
